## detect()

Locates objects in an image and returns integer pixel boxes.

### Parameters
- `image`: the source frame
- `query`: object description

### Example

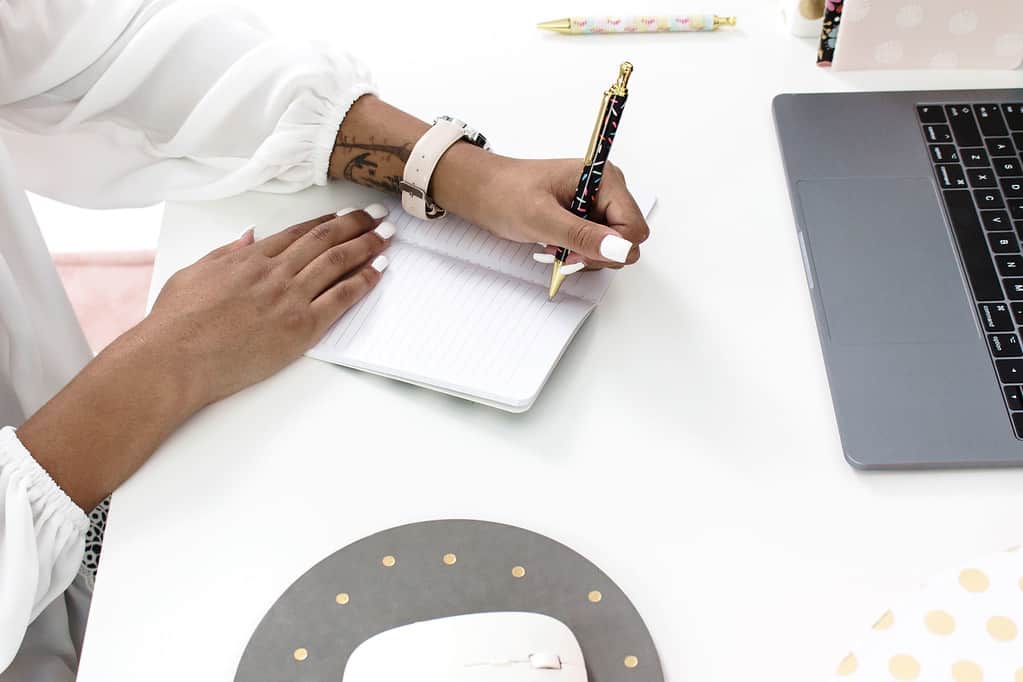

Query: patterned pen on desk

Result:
[548,62,633,300]
[537,15,737,34]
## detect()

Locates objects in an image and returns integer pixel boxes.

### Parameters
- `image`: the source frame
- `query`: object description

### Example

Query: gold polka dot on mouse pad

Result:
[235,520,663,682]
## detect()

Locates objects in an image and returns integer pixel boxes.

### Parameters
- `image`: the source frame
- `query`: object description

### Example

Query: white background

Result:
[67,2,1023,682]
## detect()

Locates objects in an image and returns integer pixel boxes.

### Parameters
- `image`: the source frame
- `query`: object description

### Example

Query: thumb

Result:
[550,207,636,265]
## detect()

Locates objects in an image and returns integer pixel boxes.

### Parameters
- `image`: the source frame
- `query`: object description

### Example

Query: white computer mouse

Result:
[342,612,588,682]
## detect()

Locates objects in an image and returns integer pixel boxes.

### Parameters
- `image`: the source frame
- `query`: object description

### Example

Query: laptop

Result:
[773,90,1023,468]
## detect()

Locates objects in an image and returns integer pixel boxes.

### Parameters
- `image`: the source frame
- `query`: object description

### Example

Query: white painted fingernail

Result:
[374,221,396,240]
[371,255,390,273]
[599,234,632,263]
[336,207,357,217]
[560,262,586,275]
[364,203,389,220]
[239,224,255,239]
[536,242,548,247]
[533,253,556,264]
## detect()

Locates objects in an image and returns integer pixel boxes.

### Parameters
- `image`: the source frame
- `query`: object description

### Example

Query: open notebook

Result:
[306,194,655,412]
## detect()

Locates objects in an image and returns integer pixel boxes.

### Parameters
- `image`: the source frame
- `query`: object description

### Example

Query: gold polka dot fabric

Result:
[832,546,1023,681]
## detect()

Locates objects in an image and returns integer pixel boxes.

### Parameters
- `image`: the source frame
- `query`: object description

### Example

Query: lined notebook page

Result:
[307,241,594,409]
[377,197,615,302]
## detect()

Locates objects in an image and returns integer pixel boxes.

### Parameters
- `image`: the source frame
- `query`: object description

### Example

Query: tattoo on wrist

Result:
[333,137,412,195]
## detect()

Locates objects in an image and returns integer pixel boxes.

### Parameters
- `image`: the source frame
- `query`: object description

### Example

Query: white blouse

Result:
[0,1,375,679]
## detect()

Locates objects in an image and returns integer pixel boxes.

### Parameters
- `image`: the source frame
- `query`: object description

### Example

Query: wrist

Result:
[431,142,507,223]
[118,319,210,416]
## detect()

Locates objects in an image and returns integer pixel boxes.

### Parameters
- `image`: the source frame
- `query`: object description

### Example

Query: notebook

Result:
[832,0,1023,70]
[306,193,655,412]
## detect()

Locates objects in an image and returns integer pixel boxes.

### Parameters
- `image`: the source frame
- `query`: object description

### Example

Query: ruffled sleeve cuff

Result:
[0,426,88,536]
[309,49,378,186]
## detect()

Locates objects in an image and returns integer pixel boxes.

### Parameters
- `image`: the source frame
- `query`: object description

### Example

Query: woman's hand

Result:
[19,206,393,511]
[146,205,394,406]
[433,148,650,271]
[329,97,649,270]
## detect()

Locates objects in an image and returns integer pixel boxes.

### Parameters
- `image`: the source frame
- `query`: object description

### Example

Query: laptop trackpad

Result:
[797,177,977,345]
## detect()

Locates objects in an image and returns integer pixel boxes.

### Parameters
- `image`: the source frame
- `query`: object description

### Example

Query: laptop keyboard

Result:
[918,103,1023,438]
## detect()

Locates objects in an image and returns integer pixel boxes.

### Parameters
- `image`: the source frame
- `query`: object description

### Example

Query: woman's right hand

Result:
[143,203,395,407]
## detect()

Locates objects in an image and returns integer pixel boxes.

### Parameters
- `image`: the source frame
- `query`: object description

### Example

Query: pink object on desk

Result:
[54,251,154,354]
[833,0,1023,70]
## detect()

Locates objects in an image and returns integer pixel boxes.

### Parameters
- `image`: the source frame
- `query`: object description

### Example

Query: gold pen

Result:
[549,62,633,300]
[538,14,736,34]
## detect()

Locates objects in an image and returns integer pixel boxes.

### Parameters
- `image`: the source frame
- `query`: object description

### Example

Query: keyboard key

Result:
[979,302,1016,330]
[946,105,982,147]
[996,255,1023,276]
[1010,199,1023,219]
[982,210,1011,230]
[1013,302,1023,324]
[1005,104,1023,131]
[977,104,1010,136]
[1016,222,1023,240]
[997,358,1023,382]
[917,105,947,123]
[976,190,1006,210]
[929,144,959,163]
[988,232,1019,254]
[1002,178,1023,198]
[995,157,1023,177]
[924,124,954,143]
[989,333,1022,357]
[1006,385,1023,411]
[987,137,1016,157]
[945,190,1003,300]
[1005,278,1023,299]
[967,168,996,188]
[961,148,989,167]
[1015,132,1023,150]
[1013,412,1023,438]
[936,164,968,188]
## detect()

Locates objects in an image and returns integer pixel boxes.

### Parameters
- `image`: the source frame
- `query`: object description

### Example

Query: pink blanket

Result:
[54,252,155,354]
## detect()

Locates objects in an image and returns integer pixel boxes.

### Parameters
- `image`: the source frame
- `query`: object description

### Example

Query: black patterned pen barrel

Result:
[549,62,633,299]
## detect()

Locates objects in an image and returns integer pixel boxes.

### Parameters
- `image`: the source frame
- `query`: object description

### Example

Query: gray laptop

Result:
[773,90,1023,468]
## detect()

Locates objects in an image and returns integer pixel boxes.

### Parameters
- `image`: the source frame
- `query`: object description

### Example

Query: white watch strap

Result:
[400,120,467,220]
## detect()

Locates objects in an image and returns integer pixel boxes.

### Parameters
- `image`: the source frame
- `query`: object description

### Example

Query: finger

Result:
[590,166,650,245]
[256,203,389,257]
[199,226,255,262]
[280,204,389,274]
[297,221,394,298]
[532,249,626,273]
[254,213,339,257]
[549,205,638,265]
[311,256,389,330]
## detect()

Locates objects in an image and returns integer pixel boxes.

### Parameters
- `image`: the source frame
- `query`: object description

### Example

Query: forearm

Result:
[17,322,201,512]
[329,95,502,224]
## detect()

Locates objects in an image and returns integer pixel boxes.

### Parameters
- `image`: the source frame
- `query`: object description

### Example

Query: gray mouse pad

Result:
[235,519,663,682]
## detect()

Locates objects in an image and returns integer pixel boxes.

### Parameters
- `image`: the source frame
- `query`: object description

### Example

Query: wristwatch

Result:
[399,116,490,220]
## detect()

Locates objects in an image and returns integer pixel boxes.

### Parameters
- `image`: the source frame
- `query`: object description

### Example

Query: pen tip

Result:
[548,261,566,300]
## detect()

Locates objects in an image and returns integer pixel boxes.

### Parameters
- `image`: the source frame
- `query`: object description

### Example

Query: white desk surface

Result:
[77,2,1023,681]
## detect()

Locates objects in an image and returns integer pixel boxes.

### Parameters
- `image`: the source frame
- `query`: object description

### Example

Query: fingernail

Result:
[371,255,390,273]
[599,234,632,263]
[560,262,585,275]
[533,253,556,264]
[374,221,396,240]
[536,241,548,247]
[336,207,357,217]
[364,203,389,220]
[239,225,255,240]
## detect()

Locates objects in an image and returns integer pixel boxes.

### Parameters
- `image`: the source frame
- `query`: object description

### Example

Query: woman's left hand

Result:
[433,148,650,270]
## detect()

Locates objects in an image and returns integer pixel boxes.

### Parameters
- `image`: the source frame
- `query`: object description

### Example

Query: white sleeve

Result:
[0,427,88,674]
[0,0,376,208]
